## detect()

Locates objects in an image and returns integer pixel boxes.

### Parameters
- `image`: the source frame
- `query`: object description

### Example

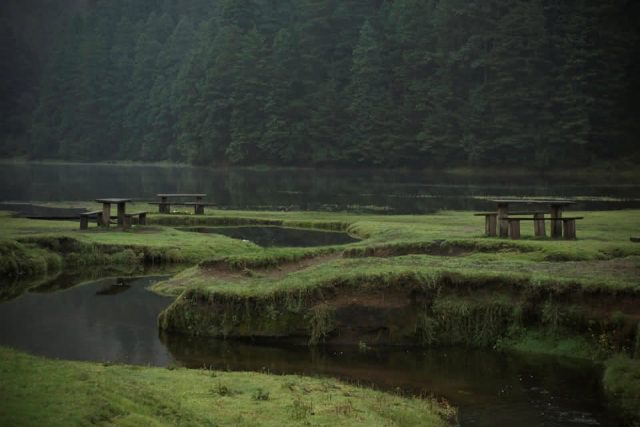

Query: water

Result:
[0,275,622,427]
[1,162,638,213]
[178,226,359,247]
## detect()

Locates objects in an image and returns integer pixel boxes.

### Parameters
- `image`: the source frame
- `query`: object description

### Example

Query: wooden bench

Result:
[474,212,498,236]
[184,202,216,215]
[505,216,583,240]
[79,210,104,230]
[153,193,212,215]
[475,211,544,237]
[122,211,147,229]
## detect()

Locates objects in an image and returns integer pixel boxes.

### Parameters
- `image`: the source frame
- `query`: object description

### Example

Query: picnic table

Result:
[95,198,131,227]
[476,199,580,239]
[153,193,212,215]
[79,198,147,230]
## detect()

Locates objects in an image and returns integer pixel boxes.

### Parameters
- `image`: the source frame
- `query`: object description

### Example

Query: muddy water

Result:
[0,275,622,426]
[178,226,359,247]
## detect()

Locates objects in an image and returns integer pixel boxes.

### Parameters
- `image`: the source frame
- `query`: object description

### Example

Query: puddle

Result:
[177,226,359,247]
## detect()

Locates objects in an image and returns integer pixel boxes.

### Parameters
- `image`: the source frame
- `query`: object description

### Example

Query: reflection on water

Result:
[163,335,619,427]
[0,276,173,365]
[1,162,638,213]
[178,226,359,247]
[0,275,623,426]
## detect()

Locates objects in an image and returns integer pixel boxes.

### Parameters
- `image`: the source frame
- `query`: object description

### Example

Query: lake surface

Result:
[0,275,623,427]
[178,226,359,247]
[1,162,638,213]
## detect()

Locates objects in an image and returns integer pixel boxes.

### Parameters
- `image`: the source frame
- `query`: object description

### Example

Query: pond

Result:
[1,162,638,213]
[177,226,359,247]
[0,275,623,427]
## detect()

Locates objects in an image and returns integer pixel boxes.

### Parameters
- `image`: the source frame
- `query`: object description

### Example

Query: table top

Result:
[489,199,575,206]
[157,193,206,198]
[95,198,132,204]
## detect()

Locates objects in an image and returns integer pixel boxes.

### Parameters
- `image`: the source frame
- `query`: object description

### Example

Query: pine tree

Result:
[348,19,393,165]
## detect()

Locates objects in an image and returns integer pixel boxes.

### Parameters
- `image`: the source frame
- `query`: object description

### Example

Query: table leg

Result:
[534,213,546,237]
[160,197,169,214]
[117,202,126,227]
[101,203,110,228]
[497,203,509,238]
[550,205,563,239]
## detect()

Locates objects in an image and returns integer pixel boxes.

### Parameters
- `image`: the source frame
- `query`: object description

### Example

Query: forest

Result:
[1,0,639,168]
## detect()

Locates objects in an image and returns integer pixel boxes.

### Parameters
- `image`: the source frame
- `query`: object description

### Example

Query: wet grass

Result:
[2,207,638,298]
[154,253,640,298]
[0,347,455,427]
[603,355,640,425]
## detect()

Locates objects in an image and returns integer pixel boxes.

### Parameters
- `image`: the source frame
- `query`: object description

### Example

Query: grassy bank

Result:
[2,207,639,351]
[604,356,640,426]
[0,347,455,427]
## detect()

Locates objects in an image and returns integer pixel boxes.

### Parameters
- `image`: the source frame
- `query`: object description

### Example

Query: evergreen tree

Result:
[348,19,393,165]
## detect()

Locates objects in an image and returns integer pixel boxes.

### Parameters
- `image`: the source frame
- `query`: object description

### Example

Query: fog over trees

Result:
[2,0,639,167]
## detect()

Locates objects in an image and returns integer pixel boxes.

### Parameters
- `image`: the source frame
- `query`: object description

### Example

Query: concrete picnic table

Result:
[489,199,576,238]
[95,198,132,228]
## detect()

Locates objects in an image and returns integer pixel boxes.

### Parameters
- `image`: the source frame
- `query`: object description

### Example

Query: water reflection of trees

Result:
[1,164,638,213]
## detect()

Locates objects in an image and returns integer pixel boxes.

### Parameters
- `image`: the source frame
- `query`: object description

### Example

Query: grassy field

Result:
[1,206,639,424]
[0,347,455,427]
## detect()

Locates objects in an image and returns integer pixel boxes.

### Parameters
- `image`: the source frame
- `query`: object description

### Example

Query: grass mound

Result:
[0,347,456,427]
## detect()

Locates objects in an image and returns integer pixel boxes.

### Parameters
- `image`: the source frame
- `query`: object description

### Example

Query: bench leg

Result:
[159,203,170,214]
[498,204,509,238]
[563,219,576,240]
[485,215,497,237]
[195,205,204,215]
[122,216,131,230]
[80,216,88,230]
[551,219,562,239]
[139,213,147,225]
[117,203,125,226]
[534,213,546,237]
[102,204,110,228]
[509,220,521,240]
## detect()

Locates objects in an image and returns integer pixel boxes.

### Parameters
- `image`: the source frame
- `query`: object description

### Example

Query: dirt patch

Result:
[328,289,410,309]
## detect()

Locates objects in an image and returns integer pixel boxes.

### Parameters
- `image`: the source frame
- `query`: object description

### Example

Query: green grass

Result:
[2,206,639,301]
[603,355,640,425]
[0,347,455,427]
[153,253,640,298]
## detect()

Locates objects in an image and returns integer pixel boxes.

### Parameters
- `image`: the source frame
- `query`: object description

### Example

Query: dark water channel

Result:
[1,162,638,213]
[178,226,359,247]
[0,275,623,426]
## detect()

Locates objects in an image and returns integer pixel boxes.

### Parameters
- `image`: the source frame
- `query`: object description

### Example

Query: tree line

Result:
[5,0,640,167]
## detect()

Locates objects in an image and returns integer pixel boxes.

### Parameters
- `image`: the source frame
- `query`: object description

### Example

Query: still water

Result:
[1,162,638,213]
[0,275,622,427]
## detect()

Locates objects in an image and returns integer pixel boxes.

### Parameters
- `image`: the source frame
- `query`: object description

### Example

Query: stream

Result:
[0,275,623,427]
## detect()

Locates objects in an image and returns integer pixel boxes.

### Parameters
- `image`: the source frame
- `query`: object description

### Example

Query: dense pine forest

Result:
[1,0,639,168]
